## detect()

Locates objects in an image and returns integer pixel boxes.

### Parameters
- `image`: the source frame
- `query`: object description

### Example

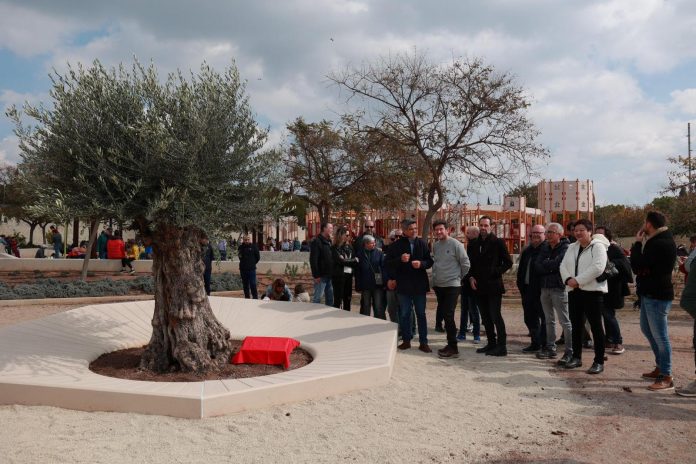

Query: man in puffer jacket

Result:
[560,218,607,375]
[630,211,678,392]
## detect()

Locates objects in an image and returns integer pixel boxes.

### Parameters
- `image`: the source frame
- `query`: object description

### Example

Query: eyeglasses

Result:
[365,226,374,229]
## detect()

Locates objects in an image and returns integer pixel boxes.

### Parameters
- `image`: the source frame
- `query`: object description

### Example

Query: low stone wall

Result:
[0,257,311,275]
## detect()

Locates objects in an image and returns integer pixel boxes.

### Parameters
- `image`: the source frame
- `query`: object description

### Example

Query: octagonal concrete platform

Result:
[0,297,397,418]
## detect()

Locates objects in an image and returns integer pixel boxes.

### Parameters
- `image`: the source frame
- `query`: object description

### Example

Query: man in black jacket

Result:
[468,216,513,356]
[385,219,434,353]
[631,211,678,392]
[516,224,546,353]
[238,234,261,299]
[310,223,335,305]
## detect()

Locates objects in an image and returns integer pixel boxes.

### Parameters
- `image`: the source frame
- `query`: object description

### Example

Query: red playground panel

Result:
[231,336,301,369]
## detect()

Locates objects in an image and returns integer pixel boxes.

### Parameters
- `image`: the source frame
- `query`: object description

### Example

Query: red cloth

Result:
[231,336,300,369]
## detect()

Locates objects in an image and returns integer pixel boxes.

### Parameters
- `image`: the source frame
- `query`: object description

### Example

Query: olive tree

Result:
[330,51,549,237]
[9,59,274,373]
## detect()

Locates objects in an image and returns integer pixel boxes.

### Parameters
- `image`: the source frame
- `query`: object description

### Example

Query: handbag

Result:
[596,260,619,282]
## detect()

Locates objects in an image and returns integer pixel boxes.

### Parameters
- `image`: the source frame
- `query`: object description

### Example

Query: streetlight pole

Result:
[689,122,693,193]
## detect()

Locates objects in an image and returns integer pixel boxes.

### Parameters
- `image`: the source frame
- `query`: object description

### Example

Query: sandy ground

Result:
[0,299,695,464]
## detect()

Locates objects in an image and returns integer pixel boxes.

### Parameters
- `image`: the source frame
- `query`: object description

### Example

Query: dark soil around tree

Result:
[89,340,313,382]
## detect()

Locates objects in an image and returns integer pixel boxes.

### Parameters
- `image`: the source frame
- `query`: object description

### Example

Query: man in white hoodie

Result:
[560,218,608,375]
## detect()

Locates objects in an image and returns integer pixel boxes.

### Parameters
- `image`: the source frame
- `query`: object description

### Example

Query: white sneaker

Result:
[676,380,696,397]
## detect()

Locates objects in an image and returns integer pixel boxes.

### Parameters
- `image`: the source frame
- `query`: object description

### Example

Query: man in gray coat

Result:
[432,220,471,358]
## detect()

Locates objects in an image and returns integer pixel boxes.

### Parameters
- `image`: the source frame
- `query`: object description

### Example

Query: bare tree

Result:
[329,51,549,237]
[284,118,414,224]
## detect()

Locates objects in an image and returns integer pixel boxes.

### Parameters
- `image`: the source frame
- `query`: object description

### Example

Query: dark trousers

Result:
[476,293,506,346]
[521,287,546,347]
[602,305,623,344]
[460,291,481,337]
[204,271,212,296]
[360,288,386,319]
[121,258,133,270]
[240,269,258,299]
[332,273,353,311]
[434,286,460,347]
[693,319,696,374]
[569,290,605,364]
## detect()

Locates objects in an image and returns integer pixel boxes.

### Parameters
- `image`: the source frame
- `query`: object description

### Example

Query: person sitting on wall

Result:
[66,244,87,259]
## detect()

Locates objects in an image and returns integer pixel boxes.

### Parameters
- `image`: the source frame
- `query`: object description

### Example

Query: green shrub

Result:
[0,273,241,300]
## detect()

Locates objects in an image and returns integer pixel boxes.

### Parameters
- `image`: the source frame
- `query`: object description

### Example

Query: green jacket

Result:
[681,259,696,319]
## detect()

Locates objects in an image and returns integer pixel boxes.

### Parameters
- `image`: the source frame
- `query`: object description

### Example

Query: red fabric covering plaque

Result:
[231,336,301,369]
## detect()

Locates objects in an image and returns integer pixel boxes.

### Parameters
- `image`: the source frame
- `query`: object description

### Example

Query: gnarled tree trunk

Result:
[140,224,232,373]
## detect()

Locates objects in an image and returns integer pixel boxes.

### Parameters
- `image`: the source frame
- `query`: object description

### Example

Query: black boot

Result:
[476,343,496,353]
[486,345,508,357]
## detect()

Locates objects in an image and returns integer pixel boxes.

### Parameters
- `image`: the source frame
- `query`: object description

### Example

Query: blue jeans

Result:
[640,296,673,376]
[312,277,334,306]
[460,291,480,338]
[398,293,428,344]
[240,270,258,299]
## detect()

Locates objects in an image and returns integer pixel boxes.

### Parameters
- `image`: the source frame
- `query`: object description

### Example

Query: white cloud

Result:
[670,88,696,114]
[2,0,696,206]
[0,3,83,56]
[0,135,21,165]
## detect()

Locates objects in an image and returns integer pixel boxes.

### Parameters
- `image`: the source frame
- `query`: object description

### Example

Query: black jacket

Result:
[534,238,570,289]
[385,236,433,295]
[331,243,358,278]
[238,243,260,271]
[355,248,386,291]
[310,234,334,278]
[630,229,677,300]
[467,234,513,295]
[516,243,543,295]
[604,243,633,309]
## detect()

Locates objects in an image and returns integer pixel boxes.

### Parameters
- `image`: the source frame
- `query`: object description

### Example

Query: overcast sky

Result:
[1,0,695,206]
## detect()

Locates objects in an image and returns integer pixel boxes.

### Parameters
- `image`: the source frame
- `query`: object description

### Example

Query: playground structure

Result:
[537,179,595,227]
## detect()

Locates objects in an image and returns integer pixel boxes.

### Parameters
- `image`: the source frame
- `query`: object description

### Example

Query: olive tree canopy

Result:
[9,59,276,373]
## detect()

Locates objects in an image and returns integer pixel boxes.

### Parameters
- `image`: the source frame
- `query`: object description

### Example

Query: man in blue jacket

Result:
[386,219,434,353]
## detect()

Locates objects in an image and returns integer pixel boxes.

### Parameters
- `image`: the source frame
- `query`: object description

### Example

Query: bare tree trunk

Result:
[140,225,232,373]
[40,223,48,244]
[80,220,99,282]
[421,183,443,240]
[28,222,37,246]
[72,218,80,246]
[89,219,98,259]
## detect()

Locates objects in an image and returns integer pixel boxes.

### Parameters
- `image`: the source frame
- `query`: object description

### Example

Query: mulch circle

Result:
[89,340,313,382]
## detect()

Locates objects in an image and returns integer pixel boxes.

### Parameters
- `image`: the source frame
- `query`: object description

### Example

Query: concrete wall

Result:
[0,257,312,275]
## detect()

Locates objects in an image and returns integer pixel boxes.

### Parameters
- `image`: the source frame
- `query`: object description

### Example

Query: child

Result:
[292,283,311,303]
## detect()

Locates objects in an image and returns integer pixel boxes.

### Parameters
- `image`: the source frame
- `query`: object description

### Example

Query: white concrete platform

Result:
[0,297,397,418]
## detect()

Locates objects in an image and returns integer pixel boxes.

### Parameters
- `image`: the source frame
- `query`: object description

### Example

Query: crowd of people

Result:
[298,212,696,396]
